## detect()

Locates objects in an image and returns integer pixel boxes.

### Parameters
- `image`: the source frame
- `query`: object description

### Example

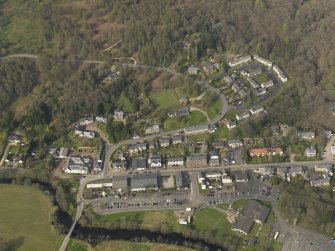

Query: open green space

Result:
[164,111,207,131]
[0,184,63,251]
[67,240,89,251]
[254,73,270,85]
[96,211,145,224]
[206,96,222,119]
[150,89,179,109]
[192,208,232,235]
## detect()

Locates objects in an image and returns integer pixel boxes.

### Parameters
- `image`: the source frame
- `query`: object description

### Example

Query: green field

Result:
[206,97,222,119]
[0,185,63,251]
[150,89,179,109]
[192,208,232,236]
[254,73,270,85]
[96,211,145,224]
[164,111,207,131]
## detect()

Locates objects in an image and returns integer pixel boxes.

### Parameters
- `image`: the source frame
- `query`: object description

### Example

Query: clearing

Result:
[0,184,63,251]
[150,89,179,109]
[164,111,207,131]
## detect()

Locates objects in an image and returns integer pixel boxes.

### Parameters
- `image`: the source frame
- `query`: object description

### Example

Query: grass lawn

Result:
[151,89,179,109]
[66,239,89,251]
[206,97,222,119]
[254,73,270,85]
[93,240,193,251]
[0,185,63,251]
[231,199,248,210]
[192,208,232,236]
[164,111,207,131]
[96,211,145,224]
[212,126,230,140]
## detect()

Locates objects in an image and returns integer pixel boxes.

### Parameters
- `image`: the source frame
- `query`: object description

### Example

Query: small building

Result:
[206,171,222,180]
[234,171,248,182]
[64,156,92,175]
[187,155,207,167]
[272,65,288,82]
[148,140,157,149]
[298,131,315,140]
[228,139,243,149]
[167,157,184,167]
[78,117,94,126]
[58,147,69,159]
[261,80,274,89]
[271,125,280,135]
[314,164,332,173]
[222,176,233,184]
[305,146,317,157]
[130,158,147,170]
[253,55,273,69]
[8,134,23,144]
[187,66,200,75]
[111,161,127,171]
[202,64,216,75]
[236,112,250,121]
[130,173,158,192]
[249,147,283,157]
[213,141,225,149]
[159,138,171,147]
[276,167,287,179]
[227,120,237,130]
[175,172,190,190]
[168,107,190,117]
[113,110,124,120]
[95,116,107,123]
[171,135,183,145]
[179,97,188,104]
[148,154,162,168]
[228,55,252,67]
[288,166,304,177]
[256,87,267,96]
[310,175,331,187]
[145,125,160,135]
[258,166,275,176]
[249,106,264,116]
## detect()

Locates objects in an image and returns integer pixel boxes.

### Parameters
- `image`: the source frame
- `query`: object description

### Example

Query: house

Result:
[234,171,248,182]
[232,83,241,93]
[202,64,216,75]
[209,150,220,167]
[236,112,250,121]
[256,87,267,96]
[228,139,243,149]
[95,116,107,123]
[145,125,160,135]
[305,146,317,157]
[187,66,200,75]
[168,107,190,117]
[147,140,157,149]
[175,172,190,190]
[8,135,23,144]
[208,124,217,133]
[272,65,288,82]
[171,135,183,145]
[64,156,92,175]
[246,76,259,89]
[148,154,162,168]
[253,55,273,69]
[186,155,207,167]
[222,176,233,184]
[276,167,287,179]
[249,147,283,157]
[271,125,280,135]
[111,161,127,171]
[130,158,147,170]
[132,133,140,139]
[78,117,94,126]
[324,130,333,139]
[288,166,304,177]
[310,175,331,187]
[130,173,158,192]
[75,128,96,139]
[58,147,69,159]
[206,171,222,180]
[331,146,335,159]
[179,97,188,104]
[184,125,210,135]
[159,138,170,147]
[213,141,225,149]
[228,55,252,67]
[258,166,275,176]
[314,164,332,173]
[226,120,237,130]
[261,80,274,89]
[232,200,270,235]
[249,106,264,116]
[167,157,184,167]
[298,131,315,140]
[113,110,124,120]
